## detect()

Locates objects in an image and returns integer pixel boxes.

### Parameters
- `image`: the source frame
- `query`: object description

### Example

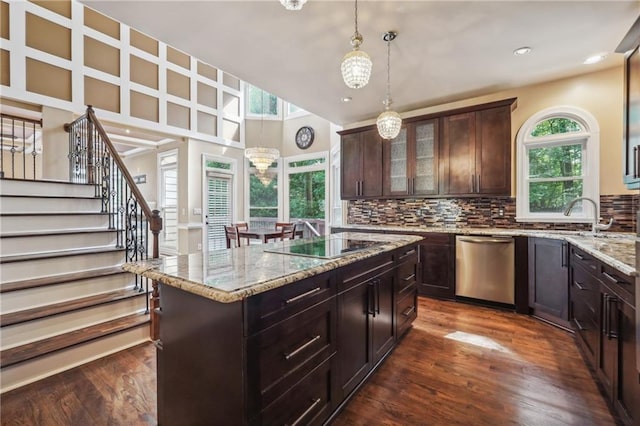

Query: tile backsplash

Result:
[347,194,639,232]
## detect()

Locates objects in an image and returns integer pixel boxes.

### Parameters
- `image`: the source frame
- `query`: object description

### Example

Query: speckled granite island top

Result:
[123,232,423,303]
[335,225,638,277]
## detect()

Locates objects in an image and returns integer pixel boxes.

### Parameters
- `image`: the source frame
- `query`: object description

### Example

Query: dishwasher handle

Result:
[457,236,513,244]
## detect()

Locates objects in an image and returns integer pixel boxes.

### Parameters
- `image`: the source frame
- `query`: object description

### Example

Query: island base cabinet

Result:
[157,284,244,426]
[251,356,336,426]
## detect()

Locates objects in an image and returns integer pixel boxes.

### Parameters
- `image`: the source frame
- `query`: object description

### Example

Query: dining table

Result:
[236,227,303,244]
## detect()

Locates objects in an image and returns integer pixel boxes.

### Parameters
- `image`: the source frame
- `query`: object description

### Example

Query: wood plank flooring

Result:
[0,297,615,425]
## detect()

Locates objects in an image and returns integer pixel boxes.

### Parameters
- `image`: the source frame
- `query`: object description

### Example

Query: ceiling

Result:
[83,1,639,127]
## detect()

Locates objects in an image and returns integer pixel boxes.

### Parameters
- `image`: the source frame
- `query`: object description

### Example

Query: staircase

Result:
[0,178,151,393]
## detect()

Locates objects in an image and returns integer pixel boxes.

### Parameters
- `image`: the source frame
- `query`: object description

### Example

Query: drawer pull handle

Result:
[601,271,621,284]
[573,252,585,261]
[285,287,321,305]
[402,273,416,282]
[402,306,416,317]
[289,398,322,426]
[574,281,586,291]
[284,335,321,361]
[400,249,416,259]
[573,318,587,331]
[152,339,164,351]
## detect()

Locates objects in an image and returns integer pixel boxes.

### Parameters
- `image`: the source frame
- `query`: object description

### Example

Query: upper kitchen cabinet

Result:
[440,101,515,196]
[618,17,640,189]
[383,119,439,197]
[340,128,383,199]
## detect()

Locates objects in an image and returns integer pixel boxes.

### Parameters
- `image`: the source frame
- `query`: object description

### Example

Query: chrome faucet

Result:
[563,197,613,234]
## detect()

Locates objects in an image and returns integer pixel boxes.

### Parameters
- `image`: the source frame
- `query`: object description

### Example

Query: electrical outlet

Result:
[193,208,202,215]
[498,208,504,217]
[197,243,202,251]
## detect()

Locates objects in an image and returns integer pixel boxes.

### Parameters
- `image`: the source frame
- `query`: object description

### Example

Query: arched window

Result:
[516,106,599,222]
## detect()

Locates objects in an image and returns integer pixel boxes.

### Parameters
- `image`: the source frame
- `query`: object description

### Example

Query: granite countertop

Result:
[123,232,423,303]
[336,224,637,277]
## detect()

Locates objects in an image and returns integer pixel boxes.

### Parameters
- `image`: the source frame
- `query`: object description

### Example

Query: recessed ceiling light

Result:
[341,96,352,103]
[583,54,607,64]
[513,46,532,56]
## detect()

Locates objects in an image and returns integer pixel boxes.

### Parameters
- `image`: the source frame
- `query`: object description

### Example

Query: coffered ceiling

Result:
[83,1,640,126]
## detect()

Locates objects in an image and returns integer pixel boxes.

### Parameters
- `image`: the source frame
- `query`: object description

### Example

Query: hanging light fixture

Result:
[341,0,372,89]
[256,169,276,186]
[245,89,280,173]
[376,31,402,140]
[279,0,307,11]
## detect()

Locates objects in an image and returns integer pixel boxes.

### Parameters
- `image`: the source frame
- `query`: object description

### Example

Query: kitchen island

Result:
[124,232,422,425]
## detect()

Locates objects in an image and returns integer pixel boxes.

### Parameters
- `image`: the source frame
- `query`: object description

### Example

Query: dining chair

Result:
[275,222,292,231]
[224,225,241,248]
[234,222,250,245]
[280,224,296,241]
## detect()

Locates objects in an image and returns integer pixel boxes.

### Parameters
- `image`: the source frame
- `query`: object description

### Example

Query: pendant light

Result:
[376,31,402,140]
[245,89,280,173]
[279,0,307,11]
[341,0,372,89]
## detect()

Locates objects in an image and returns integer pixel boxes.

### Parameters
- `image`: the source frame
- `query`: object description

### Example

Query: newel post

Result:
[150,209,163,340]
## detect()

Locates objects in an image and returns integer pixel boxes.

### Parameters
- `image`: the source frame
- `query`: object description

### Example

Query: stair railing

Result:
[0,113,43,180]
[64,106,163,339]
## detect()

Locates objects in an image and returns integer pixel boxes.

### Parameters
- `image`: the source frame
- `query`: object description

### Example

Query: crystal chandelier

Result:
[376,31,402,140]
[279,0,307,11]
[245,147,280,173]
[256,169,276,186]
[245,89,280,173]
[341,0,372,89]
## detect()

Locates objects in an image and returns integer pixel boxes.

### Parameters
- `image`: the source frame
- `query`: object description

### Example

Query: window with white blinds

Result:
[207,172,232,251]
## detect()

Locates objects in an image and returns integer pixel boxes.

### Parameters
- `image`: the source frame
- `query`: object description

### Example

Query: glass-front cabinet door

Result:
[384,127,408,195]
[383,119,438,196]
[413,120,438,195]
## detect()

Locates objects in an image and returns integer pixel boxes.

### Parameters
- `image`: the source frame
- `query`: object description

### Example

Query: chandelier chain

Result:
[354,0,359,36]
[386,37,391,108]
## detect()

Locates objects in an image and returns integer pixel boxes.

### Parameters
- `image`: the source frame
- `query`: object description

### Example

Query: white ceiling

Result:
[83,1,639,126]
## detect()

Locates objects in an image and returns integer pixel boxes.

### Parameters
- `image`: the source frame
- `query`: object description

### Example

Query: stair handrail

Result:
[65,106,162,339]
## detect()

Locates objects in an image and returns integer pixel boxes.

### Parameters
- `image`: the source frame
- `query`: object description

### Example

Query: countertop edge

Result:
[123,234,423,303]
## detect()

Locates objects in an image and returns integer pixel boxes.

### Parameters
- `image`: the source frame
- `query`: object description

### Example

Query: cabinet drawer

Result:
[396,244,418,264]
[396,260,418,297]
[570,246,598,273]
[246,271,335,334]
[338,253,394,293]
[396,289,417,338]
[254,356,334,426]
[247,298,336,413]
[599,263,635,303]
[571,264,599,315]
[571,297,599,364]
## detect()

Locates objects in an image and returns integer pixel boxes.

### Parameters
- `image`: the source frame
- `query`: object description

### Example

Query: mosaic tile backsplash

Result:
[347,194,639,232]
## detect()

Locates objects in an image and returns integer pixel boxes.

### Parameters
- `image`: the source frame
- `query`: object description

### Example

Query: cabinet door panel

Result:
[341,133,362,199]
[441,113,475,194]
[372,269,395,364]
[361,129,383,197]
[616,299,640,425]
[337,282,371,399]
[529,238,569,325]
[476,106,511,195]
[418,234,454,299]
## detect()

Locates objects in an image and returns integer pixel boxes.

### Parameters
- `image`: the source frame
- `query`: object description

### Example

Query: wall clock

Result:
[295,126,315,150]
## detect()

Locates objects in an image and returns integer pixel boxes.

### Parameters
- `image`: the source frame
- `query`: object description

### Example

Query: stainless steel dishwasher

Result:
[455,235,515,304]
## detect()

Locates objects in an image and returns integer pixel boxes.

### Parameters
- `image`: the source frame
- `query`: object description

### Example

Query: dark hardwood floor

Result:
[1,297,615,425]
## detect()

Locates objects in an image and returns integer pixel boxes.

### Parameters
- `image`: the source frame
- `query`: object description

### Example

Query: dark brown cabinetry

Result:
[528,238,570,328]
[337,254,396,400]
[339,98,516,200]
[618,17,640,189]
[570,245,640,426]
[340,128,382,199]
[155,244,419,426]
[383,119,439,196]
[440,105,512,196]
[417,233,455,299]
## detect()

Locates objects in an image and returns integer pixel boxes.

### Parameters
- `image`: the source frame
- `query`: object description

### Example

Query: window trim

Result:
[201,153,238,252]
[284,102,309,120]
[244,84,282,120]
[516,106,600,223]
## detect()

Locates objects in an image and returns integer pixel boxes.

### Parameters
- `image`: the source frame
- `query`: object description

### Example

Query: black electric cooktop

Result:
[264,238,381,259]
